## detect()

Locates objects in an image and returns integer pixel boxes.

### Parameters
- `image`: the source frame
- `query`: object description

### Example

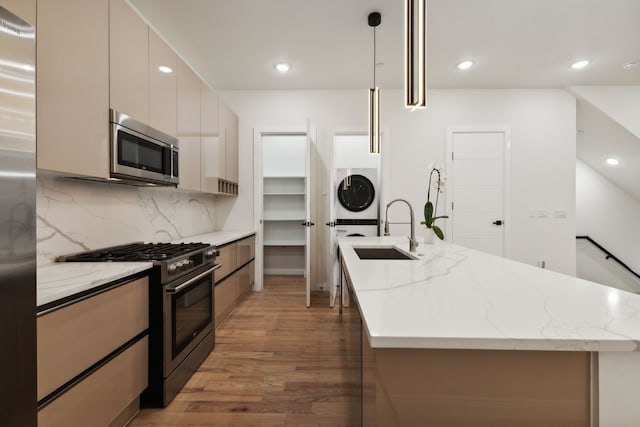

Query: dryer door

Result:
[337,174,375,212]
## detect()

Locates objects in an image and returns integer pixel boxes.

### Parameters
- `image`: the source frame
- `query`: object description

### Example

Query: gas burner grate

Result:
[58,242,211,262]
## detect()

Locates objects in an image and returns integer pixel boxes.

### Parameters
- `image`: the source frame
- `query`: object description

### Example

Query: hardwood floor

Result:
[129,276,355,427]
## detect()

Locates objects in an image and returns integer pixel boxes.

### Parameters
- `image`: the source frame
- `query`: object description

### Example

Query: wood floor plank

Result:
[129,276,354,426]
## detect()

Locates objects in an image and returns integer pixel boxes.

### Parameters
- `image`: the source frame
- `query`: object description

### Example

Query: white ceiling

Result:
[130,0,640,91]
[131,0,640,201]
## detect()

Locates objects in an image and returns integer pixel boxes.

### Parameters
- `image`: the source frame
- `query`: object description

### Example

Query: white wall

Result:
[218,88,577,286]
[576,160,640,274]
[570,86,640,139]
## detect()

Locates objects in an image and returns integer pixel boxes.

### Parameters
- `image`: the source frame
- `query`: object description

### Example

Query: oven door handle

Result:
[165,264,221,294]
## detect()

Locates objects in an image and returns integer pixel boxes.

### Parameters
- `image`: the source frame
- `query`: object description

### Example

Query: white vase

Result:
[423,227,436,244]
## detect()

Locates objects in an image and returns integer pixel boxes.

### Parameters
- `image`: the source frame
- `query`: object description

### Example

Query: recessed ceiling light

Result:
[274,63,291,73]
[570,60,590,70]
[622,61,638,71]
[158,65,173,73]
[457,60,474,70]
[606,158,620,166]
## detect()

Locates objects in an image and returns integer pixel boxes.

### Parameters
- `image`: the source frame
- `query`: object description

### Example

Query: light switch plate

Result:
[554,209,567,218]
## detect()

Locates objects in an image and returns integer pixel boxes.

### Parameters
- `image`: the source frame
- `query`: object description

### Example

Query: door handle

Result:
[492,220,503,226]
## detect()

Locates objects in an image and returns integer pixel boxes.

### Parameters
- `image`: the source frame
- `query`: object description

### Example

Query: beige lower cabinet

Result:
[37,276,149,427]
[216,241,238,282]
[214,236,255,328]
[361,345,590,427]
[38,337,148,427]
[236,235,255,266]
[214,273,238,327]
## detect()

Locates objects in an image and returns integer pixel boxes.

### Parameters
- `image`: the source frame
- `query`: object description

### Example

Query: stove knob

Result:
[178,260,188,272]
[205,249,218,259]
[185,260,194,269]
[168,264,178,275]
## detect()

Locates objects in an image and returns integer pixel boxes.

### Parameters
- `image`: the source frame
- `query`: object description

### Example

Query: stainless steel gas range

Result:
[59,242,219,407]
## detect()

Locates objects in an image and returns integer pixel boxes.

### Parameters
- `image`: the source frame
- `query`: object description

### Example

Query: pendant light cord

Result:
[368,12,381,88]
[373,25,376,87]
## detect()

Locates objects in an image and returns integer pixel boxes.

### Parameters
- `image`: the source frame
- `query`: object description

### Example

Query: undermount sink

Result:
[353,246,418,260]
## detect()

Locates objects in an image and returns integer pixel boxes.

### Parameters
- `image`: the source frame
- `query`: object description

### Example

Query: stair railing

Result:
[576,235,640,281]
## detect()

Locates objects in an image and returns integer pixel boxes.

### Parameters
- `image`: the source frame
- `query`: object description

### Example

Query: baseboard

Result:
[264,268,305,275]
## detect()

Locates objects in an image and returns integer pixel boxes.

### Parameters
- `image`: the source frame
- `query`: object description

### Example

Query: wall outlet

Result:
[554,209,567,218]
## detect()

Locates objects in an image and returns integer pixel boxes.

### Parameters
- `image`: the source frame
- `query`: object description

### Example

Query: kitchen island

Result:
[339,236,640,427]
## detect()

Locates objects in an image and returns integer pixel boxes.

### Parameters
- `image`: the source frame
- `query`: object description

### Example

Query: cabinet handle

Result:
[492,220,503,226]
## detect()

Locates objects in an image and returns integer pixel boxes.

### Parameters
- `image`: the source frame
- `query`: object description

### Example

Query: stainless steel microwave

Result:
[109,109,179,186]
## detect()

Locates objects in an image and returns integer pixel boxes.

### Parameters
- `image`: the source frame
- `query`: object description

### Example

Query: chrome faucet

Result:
[384,199,419,252]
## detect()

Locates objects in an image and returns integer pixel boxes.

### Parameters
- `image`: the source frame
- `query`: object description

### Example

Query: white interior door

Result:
[447,128,510,257]
[253,129,264,291]
[327,134,338,307]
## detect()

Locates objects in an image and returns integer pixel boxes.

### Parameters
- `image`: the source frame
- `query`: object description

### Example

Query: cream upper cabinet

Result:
[177,59,201,192]
[149,30,177,136]
[36,0,110,178]
[109,0,149,123]
[37,0,240,193]
[1,0,35,23]
[219,101,239,184]
[200,94,239,195]
[200,82,223,194]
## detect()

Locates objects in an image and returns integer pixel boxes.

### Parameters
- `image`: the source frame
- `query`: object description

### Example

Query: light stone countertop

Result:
[37,262,153,309]
[37,230,255,310]
[176,230,255,247]
[339,236,640,352]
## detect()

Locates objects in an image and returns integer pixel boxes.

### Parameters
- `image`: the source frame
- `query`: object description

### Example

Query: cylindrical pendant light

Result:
[369,87,380,154]
[405,0,426,109]
[368,12,382,154]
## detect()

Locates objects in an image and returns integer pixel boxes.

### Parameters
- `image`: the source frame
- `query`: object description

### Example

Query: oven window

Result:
[118,130,165,174]
[172,275,212,358]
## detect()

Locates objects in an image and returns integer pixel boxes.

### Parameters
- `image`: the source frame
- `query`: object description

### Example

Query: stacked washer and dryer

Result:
[332,134,380,238]
[329,135,380,307]
[335,168,380,237]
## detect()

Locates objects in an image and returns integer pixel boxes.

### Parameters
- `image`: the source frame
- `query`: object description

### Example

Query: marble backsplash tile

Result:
[37,176,217,266]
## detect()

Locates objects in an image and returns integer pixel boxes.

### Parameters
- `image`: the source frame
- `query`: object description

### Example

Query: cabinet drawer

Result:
[236,235,255,266]
[237,261,254,296]
[37,276,148,401]
[38,337,148,427]
[214,275,238,328]
[216,243,237,282]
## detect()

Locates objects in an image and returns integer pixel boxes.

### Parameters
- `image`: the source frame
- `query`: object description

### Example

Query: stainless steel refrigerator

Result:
[0,4,37,426]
